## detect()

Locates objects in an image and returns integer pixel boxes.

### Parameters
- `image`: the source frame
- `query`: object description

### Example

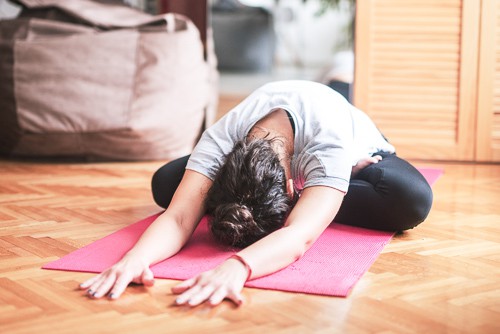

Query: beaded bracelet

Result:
[229,254,252,281]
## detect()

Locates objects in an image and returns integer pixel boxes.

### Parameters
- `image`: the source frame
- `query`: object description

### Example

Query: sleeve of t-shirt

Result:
[301,140,353,193]
[185,86,282,180]
[299,92,355,193]
[185,130,229,181]
[185,91,264,180]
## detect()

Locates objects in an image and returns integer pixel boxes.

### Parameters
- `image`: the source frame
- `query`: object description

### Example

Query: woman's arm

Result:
[172,185,344,306]
[80,170,213,299]
[236,185,344,277]
[125,170,212,264]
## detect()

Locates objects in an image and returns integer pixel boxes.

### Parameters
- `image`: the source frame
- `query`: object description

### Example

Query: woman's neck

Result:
[248,109,294,179]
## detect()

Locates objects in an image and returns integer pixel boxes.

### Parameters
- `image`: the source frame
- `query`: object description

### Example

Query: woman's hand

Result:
[79,254,155,299]
[352,155,382,176]
[172,258,249,307]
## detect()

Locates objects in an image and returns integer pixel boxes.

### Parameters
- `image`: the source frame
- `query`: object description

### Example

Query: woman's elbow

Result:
[292,237,316,262]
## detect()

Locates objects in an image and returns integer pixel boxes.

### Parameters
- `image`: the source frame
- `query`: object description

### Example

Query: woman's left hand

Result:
[171,258,249,307]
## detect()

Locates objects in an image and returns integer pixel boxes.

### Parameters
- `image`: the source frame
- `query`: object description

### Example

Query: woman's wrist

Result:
[122,250,151,267]
[228,254,252,281]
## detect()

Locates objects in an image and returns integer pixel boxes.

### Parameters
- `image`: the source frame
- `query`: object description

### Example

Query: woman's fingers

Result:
[208,287,229,306]
[362,156,381,167]
[141,268,155,287]
[79,274,101,290]
[171,277,197,294]
[226,289,244,307]
[108,272,135,299]
[171,259,249,307]
[79,262,154,300]
[175,284,242,307]
[173,278,245,307]
[84,270,119,298]
[184,285,216,306]
[85,274,107,296]
[174,284,202,305]
[91,272,117,298]
[352,155,384,176]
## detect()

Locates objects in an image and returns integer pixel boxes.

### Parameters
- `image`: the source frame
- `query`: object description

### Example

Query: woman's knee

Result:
[151,155,190,208]
[151,167,171,208]
[397,179,433,230]
[381,168,433,230]
[354,156,434,230]
[151,168,166,206]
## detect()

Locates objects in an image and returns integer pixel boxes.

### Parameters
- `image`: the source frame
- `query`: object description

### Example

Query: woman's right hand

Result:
[351,155,382,177]
[79,254,155,299]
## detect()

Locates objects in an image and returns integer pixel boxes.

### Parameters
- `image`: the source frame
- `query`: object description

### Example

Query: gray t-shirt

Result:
[186,80,395,193]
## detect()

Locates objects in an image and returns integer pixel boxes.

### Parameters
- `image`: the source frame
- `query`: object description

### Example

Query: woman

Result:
[80,80,433,306]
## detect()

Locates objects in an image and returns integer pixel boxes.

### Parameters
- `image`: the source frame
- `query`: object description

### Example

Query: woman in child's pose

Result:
[80,81,433,306]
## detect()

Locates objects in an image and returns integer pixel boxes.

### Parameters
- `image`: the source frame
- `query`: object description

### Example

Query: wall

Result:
[241,0,353,68]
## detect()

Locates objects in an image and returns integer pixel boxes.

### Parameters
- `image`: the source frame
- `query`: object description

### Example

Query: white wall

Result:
[242,0,354,68]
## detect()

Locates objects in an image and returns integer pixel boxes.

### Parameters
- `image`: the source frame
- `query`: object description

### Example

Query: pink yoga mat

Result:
[43,168,442,297]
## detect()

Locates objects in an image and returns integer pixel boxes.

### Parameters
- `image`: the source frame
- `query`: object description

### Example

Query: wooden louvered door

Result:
[476,0,500,162]
[354,0,480,161]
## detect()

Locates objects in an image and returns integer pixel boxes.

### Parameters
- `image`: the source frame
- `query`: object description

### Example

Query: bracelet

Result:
[229,254,252,281]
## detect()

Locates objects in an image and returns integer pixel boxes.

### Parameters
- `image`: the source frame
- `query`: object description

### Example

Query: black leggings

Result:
[151,153,433,231]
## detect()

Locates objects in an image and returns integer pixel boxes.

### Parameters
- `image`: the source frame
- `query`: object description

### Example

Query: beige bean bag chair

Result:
[0,0,217,160]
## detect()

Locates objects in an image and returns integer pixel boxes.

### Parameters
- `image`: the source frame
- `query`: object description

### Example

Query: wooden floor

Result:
[1,113,499,333]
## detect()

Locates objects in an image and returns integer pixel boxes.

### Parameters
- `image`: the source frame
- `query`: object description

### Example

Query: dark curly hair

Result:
[205,137,293,248]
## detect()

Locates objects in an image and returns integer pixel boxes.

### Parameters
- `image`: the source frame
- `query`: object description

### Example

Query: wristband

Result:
[229,254,252,281]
